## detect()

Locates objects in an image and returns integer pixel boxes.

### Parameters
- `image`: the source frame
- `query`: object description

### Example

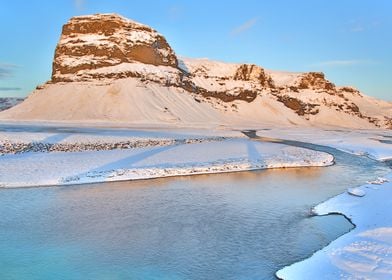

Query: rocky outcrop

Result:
[199,88,258,103]
[275,95,319,116]
[338,86,362,96]
[52,14,178,82]
[180,79,258,103]
[297,72,336,91]
[233,64,274,87]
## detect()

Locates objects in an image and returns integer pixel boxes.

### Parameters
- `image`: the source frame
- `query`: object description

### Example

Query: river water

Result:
[0,128,390,279]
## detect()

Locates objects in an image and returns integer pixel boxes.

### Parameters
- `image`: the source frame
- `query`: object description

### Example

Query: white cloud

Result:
[74,0,85,11]
[346,19,382,33]
[350,25,365,33]
[0,87,21,91]
[0,63,18,79]
[231,17,259,36]
[168,5,182,21]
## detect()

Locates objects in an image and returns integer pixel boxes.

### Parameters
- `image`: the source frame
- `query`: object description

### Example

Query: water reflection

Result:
[0,161,385,279]
[0,128,390,279]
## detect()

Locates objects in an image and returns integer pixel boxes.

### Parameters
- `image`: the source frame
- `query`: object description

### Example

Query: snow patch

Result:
[0,132,333,188]
[347,187,366,197]
[276,174,392,280]
[367,177,389,185]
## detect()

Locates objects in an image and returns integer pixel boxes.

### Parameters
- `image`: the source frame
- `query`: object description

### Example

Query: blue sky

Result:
[1,0,391,100]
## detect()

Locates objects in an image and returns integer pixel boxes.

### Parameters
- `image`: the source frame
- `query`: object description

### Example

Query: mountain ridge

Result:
[1,13,391,129]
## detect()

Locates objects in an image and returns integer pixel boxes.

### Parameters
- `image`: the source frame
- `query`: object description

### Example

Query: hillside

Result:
[1,14,390,129]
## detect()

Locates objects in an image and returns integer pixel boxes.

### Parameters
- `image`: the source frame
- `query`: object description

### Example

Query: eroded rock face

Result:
[233,64,274,87]
[338,86,362,96]
[275,95,319,116]
[297,72,336,91]
[52,14,178,82]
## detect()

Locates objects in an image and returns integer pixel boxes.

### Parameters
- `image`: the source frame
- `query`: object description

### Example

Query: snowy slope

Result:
[2,75,389,129]
[1,14,390,129]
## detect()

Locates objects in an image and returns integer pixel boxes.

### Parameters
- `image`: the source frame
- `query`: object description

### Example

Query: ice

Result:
[347,187,366,197]
[367,177,389,185]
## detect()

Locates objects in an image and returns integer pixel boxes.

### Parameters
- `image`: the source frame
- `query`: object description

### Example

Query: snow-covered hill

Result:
[1,14,390,129]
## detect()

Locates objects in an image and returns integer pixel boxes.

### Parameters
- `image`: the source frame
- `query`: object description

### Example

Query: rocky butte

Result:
[1,13,391,128]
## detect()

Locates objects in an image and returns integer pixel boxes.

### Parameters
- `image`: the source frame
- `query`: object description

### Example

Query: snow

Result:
[59,55,121,68]
[266,70,302,87]
[4,49,391,129]
[1,123,391,278]
[273,128,392,280]
[70,13,151,30]
[347,187,366,197]
[192,75,255,91]
[0,79,226,125]
[179,57,272,98]
[1,12,391,278]
[256,128,392,161]
[367,177,389,185]
[60,34,108,45]
[53,60,182,83]
[0,80,326,128]
[179,58,303,89]
[9,79,390,131]
[86,62,180,80]
[0,132,333,188]
[179,57,240,78]
[276,174,392,280]
[127,30,154,43]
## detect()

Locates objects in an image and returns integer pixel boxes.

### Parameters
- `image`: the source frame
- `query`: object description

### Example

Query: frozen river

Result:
[0,126,390,279]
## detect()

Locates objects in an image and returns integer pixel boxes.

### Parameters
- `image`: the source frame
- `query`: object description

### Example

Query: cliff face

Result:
[52,14,178,82]
[1,13,390,129]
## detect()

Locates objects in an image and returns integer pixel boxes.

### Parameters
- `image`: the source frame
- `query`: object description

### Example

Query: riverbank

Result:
[0,127,333,187]
[277,174,392,279]
[273,128,392,279]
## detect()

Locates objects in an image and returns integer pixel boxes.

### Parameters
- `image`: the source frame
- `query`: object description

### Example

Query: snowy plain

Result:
[256,127,392,161]
[0,126,333,188]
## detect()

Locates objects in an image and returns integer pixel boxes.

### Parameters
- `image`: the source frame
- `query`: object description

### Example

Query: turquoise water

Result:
[0,126,390,279]
[1,171,352,280]
[0,163,389,279]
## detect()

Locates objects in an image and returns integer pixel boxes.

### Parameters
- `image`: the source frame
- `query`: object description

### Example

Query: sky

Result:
[0,0,391,101]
